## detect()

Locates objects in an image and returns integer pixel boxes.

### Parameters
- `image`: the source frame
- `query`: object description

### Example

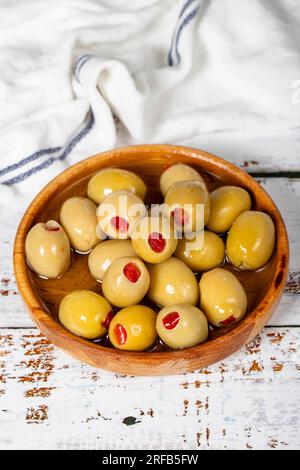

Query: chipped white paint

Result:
[185,131,300,173]
[1,177,299,327]
[0,175,300,449]
[0,328,299,450]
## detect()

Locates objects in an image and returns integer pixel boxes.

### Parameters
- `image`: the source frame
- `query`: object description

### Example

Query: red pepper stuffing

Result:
[123,262,141,283]
[163,312,180,330]
[115,323,127,345]
[45,225,60,232]
[101,311,114,329]
[148,232,166,253]
[220,315,236,326]
[111,216,129,233]
[171,208,189,227]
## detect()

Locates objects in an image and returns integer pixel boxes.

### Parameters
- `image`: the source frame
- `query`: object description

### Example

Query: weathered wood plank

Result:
[258,178,300,271]
[0,327,298,450]
[185,132,300,173]
[1,177,299,327]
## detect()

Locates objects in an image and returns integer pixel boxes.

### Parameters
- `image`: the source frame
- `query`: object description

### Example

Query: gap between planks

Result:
[1,176,300,328]
[0,326,299,450]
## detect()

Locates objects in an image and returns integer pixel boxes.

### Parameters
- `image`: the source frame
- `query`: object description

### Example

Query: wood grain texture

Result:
[0,148,299,449]
[183,131,300,173]
[13,146,289,375]
[1,177,299,328]
[0,327,298,450]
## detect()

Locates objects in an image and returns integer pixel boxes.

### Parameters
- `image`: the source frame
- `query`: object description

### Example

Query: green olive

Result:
[160,163,205,197]
[108,305,157,351]
[60,197,100,253]
[147,257,199,307]
[131,216,178,264]
[97,190,147,239]
[207,186,251,233]
[199,268,247,327]
[156,304,208,349]
[102,256,150,307]
[175,230,225,271]
[25,220,71,279]
[87,168,147,204]
[164,181,210,233]
[88,239,136,281]
[226,211,275,270]
[59,290,113,339]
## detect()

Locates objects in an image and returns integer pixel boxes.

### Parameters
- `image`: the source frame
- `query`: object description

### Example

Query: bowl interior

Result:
[24,146,280,349]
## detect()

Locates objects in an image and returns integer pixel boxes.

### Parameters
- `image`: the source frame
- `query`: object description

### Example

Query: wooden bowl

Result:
[14,145,289,376]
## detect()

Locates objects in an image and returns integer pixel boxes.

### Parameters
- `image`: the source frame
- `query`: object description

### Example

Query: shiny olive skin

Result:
[60,197,100,253]
[156,304,209,350]
[25,220,71,279]
[207,186,252,233]
[88,239,136,281]
[131,216,178,264]
[199,268,247,327]
[164,181,210,233]
[226,211,275,270]
[102,256,150,308]
[87,168,147,204]
[160,163,205,197]
[147,257,199,307]
[108,305,157,351]
[97,190,147,239]
[59,290,113,339]
[175,230,225,272]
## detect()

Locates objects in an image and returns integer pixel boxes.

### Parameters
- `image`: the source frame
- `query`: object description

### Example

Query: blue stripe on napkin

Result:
[74,54,93,80]
[168,0,199,66]
[179,0,197,18]
[0,55,94,182]
[174,6,199,65]
[2,112,94,186]
[0,146,61,178]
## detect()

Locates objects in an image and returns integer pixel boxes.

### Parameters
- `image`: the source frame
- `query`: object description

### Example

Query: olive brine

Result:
[25,163,275,351]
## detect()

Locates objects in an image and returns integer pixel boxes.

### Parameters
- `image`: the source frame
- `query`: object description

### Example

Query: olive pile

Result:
[25,164,275,351]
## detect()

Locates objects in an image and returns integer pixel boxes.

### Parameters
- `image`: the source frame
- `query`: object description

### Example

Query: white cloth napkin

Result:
[0,0,300,208]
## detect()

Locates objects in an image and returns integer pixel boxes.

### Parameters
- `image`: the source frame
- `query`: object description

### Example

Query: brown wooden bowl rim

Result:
[13,144,289,367]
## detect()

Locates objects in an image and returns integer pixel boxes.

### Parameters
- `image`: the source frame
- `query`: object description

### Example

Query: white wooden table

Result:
[0,153,299,450]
